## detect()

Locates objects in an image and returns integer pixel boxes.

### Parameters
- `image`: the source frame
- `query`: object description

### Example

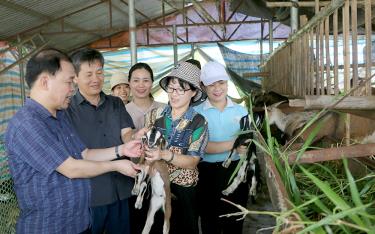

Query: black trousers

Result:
[197,161,249,234]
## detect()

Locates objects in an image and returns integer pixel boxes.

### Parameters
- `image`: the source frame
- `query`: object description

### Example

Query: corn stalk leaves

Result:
[298,203,373,234]
[299,166,366,228]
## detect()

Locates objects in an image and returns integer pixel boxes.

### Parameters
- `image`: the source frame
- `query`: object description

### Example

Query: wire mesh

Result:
[0,143,19,234]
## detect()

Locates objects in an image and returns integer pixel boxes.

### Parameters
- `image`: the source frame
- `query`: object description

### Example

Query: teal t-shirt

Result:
[194,98,248,163]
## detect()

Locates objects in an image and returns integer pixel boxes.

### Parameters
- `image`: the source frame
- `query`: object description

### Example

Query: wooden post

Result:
[309,30,314,95]
[352,0,358,92]
[319,21,324,94]
[333,9,339,95]
[365,0,372,95]
[325,17,331,95]
[343,0,351,146]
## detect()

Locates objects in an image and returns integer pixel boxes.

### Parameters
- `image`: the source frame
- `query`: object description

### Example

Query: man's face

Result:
[48,60,75,110]
[74,60,104,97]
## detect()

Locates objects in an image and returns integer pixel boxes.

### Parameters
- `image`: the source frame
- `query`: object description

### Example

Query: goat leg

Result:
[142,172,165,234]
[132,168,146,195]
[249,174,258,197]
[222,160,249,196]
[135,181,148,209]
[222,150,234,168]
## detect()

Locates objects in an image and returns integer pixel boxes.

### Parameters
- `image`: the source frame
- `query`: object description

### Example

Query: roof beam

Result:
[164,0,223,41]
[0,1,102,39]
[191,0,217,24]
[266,1,375,7]
[4,0,108,41]
[120,0,186,43]
[41,20,263,35]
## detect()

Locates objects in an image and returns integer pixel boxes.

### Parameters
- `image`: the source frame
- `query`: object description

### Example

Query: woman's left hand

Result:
[144,146,163,161]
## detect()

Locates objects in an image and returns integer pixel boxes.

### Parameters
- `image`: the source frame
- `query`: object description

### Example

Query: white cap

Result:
[200,61,229,86]
[110,71,129,90]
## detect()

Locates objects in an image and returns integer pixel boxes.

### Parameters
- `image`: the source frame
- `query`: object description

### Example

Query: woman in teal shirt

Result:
[194,61,249,234]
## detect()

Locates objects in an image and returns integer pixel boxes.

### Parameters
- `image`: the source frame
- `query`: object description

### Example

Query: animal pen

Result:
[259,0,375,232]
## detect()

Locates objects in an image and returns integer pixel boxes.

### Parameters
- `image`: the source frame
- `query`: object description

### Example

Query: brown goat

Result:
[132,127,172,234]
[267,102,375,146]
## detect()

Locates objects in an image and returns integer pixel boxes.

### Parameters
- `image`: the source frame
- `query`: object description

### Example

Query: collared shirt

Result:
[125,100,165,131]
[66,91,135,207]
[152,105,208,186]
[194,97,248,163]
[5,98,90,234]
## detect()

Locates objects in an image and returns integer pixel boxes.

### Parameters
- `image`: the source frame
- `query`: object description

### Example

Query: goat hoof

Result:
[131,189,139,196]
[222,160,231,168]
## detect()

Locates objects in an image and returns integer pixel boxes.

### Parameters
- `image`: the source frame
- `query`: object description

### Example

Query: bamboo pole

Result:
[310,30,314,95]
[288,143,375,164]
[352,0,358,92]
[295,95,375,109]
[319,21,324,94]
[301,15,308,95]
[343,1,350,93]
[365,0,372,96]
[315,25,320,94]
[333,9,339,95]
[296,37,306,97]
[325,17,331,95]
[343,0,351,146]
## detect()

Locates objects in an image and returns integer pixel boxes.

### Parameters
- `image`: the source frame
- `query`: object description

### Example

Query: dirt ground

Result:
[242,176,277,234]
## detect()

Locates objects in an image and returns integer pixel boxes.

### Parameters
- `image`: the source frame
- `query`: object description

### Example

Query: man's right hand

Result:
[114,159,141,177]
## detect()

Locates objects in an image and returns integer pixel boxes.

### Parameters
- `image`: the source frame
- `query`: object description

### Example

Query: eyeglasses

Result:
[166,86,190,95]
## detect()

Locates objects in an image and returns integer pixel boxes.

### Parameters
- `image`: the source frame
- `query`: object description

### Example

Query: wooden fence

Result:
[262,0,373,99]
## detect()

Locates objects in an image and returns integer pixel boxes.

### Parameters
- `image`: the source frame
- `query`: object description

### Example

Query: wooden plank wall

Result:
[262,0,373,98]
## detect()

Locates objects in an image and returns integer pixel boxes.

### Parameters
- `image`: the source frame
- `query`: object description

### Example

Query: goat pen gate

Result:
[259,0,375,232]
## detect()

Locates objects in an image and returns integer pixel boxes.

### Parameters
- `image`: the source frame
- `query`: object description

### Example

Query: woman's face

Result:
[204,80,228,103]
[167,78,196,110]
[112,83,130,103]
[129,68,153,99]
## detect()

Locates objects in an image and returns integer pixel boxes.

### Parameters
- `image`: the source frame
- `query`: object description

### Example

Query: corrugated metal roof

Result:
[0,0,182,52]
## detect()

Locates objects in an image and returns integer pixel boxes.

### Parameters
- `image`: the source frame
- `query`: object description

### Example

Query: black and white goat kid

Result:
[132,127,172,234]
[222,114,261,200]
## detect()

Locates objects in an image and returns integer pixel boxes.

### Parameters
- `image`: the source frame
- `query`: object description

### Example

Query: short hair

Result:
[164,77,197,106]
[185,59,201,70]
[128,62,154,82]
[25,48,72,88]
[70,48,104,75]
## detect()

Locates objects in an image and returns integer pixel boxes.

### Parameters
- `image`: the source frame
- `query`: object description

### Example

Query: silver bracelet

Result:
[165,152,174,163]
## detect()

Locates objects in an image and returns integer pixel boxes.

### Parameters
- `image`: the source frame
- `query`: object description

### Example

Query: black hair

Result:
[25,48,72,88]
[165,77,198,105]
[185,59,201,70]
[165,77,197,92]
[70,48,104,75]
[128,62,154,82]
